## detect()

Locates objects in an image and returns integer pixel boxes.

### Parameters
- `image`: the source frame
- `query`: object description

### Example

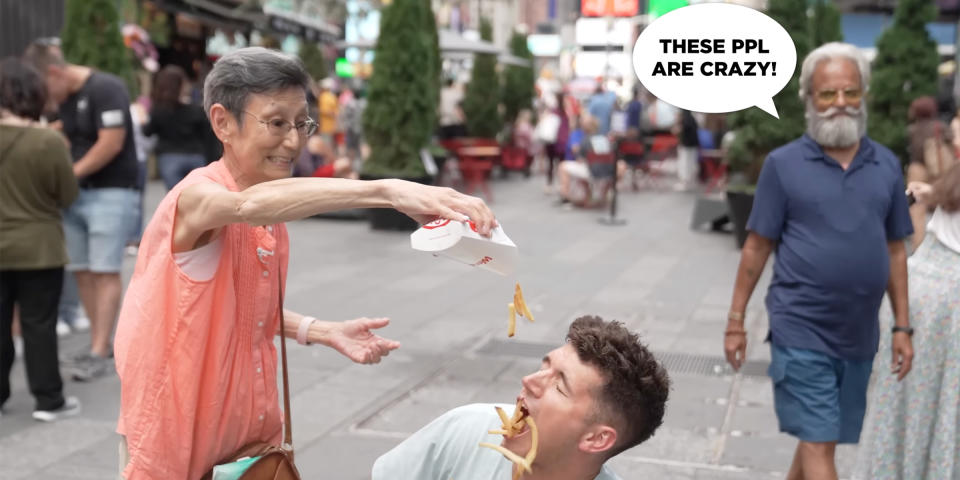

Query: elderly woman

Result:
[114,48,495,480]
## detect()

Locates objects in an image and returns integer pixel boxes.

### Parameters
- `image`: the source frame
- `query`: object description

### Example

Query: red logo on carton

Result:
[422,218,477,232]
[471,256,493,266]
[422,219,452,229]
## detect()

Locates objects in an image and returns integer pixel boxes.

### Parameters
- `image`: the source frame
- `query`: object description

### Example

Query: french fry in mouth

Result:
[480,402,538,479]
[507,303,517,337]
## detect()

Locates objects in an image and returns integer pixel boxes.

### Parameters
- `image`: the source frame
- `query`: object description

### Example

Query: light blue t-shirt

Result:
[372,403,622,480]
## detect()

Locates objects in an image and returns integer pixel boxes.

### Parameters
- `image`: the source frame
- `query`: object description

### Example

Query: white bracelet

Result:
[296,316,317,345]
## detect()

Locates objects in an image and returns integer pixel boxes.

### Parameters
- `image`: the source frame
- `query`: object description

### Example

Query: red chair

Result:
[455,138,500,201]
[645,133,679,187]
[500,145,532,177]
[617,140,646,191]
[699,148,727,193]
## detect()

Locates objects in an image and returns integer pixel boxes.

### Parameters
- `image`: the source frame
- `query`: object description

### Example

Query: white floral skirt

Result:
[854,236,960,479]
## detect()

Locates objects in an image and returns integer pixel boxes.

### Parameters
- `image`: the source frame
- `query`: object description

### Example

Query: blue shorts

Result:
[768,343,873,444]
[63,188,140,273]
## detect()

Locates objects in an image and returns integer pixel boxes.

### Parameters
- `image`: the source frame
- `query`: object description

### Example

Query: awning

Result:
[262,3,340,43]
[336,30,502,55]
[153,0,253,31]
[444,51,532,67]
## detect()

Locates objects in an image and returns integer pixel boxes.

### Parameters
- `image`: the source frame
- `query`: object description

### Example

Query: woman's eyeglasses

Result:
[243,111,318,137]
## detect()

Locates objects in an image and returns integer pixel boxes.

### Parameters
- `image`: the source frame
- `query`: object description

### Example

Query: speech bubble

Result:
[633,4,797,118]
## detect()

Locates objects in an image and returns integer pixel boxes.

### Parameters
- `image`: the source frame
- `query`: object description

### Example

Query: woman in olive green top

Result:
[0,57,80,421]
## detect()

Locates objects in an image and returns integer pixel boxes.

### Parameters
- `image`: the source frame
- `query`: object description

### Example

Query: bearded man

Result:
[722,43,915,480]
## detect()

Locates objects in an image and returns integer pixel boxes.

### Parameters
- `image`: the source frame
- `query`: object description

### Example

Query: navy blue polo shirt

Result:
[747,134,913,361]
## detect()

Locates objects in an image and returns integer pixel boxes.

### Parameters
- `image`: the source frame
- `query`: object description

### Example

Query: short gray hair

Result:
[798,42,870,101]
[203,47,310,123]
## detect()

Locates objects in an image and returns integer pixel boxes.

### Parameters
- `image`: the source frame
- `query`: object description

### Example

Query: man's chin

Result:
[501,430,531,456]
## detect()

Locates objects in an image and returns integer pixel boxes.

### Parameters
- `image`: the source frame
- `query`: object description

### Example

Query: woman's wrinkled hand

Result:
[385,179,498,236]
[328,317,400,365]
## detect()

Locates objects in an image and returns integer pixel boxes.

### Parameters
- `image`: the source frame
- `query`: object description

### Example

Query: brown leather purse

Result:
[201,280,301,480]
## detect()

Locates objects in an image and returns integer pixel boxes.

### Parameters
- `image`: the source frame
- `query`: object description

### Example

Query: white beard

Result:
[805,100,867,148]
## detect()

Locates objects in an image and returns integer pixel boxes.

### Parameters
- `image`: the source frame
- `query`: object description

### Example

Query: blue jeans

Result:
[157,152,205,190]
[63,188,140,273]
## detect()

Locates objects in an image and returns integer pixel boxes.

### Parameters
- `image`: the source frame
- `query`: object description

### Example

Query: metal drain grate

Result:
[475,338,770,378]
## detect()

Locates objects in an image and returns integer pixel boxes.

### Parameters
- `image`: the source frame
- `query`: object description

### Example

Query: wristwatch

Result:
[891,326,914,336]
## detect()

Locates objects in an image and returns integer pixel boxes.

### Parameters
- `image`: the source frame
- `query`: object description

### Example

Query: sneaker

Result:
[69,354,112,382]
[71,315,91,333]
[56,320,72,337]
[32,396,81,422]
[60,352,92,369]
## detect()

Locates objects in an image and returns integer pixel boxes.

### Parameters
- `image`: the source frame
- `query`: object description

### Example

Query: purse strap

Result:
[278,272,294,453]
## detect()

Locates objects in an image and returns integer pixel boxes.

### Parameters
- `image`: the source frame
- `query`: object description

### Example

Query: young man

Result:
[724,42,915,480]
[23,41,140,381]
[372,316,670,480]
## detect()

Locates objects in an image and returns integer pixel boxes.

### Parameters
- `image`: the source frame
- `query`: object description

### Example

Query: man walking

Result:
[24,41,140,381]
[723,43,914,480]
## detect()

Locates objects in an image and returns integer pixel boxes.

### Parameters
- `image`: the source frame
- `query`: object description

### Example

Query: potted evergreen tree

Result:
[299,40,327,82]
[723,0,810,248]
[62,0,136,97]
[501,31,535,125]
[462,18,501,139]
[867,0,940,165]
[809,0,843,48]
[361,0,440,230]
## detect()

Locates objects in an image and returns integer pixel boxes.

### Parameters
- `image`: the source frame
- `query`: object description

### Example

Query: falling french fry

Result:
[478,443,532,474]
[514,283,534,322]
[507,303,517,337]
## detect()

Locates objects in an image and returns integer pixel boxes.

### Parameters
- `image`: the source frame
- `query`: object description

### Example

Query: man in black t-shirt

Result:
[24,42,139,381]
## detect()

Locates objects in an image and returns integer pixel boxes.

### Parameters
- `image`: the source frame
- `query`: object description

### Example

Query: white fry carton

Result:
[410,219,518,276]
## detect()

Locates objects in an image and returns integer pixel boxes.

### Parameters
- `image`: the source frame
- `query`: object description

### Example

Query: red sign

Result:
[581,0,639,17]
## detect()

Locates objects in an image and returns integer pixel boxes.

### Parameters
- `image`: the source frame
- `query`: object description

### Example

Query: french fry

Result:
[507,303,517,337]
[524,417,538,466]
[478,443,532,474]
[487,429,510,435]
[495,406,512,429]
[513,283,535,322]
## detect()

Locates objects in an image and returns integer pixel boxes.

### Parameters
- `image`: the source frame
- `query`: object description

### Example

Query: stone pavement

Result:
[0,172,861,479]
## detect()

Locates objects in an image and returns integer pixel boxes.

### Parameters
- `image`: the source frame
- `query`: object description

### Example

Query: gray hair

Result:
[798,42,870,101]
[203,47,310,123]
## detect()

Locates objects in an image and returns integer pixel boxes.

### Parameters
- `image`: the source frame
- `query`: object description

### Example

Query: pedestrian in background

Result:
[905,96,956,248]
[674,109,700,191]
[0,57,80,421]
[145,65,209,190]
[23,40,141,382]
[856,163,960,480]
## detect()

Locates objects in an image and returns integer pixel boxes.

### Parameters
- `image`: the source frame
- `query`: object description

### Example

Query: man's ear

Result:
[209,104,235,144]
[579,425,617,455]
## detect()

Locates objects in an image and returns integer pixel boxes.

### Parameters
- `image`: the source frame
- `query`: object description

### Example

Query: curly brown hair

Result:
[566,315,670,458]
[933,162,960,213]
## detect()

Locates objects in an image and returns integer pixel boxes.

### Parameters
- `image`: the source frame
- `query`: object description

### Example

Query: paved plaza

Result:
[0,171,862,479]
